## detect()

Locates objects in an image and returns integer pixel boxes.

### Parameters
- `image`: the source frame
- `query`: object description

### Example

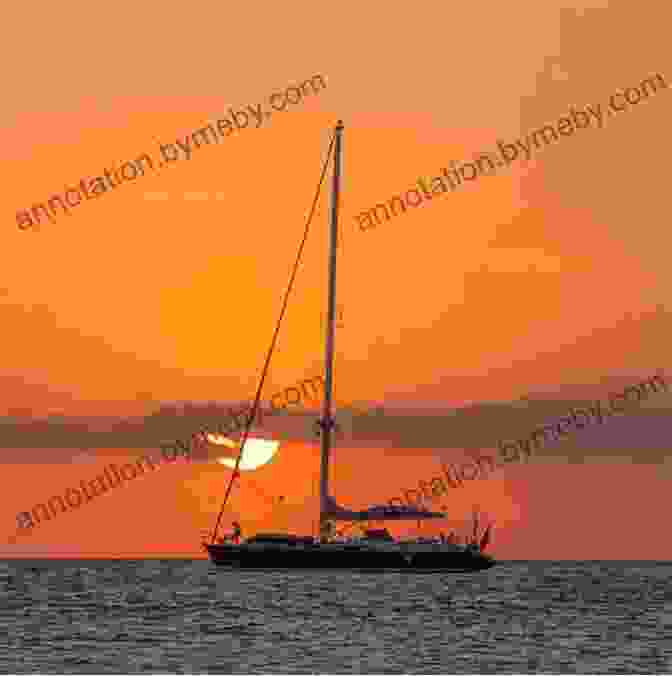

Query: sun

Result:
[206,433,280,471]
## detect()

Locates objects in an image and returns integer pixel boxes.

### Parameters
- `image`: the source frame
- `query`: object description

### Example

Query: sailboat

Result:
[204,121,496,571]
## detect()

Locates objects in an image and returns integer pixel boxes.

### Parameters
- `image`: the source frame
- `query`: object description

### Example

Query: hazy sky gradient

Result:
[2,0,671,558]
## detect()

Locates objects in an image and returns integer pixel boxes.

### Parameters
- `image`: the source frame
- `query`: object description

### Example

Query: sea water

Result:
[0,560,670,673]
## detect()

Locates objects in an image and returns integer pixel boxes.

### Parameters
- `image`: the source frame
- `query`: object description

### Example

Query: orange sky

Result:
[1,0,671,558]
[3,442,671,560]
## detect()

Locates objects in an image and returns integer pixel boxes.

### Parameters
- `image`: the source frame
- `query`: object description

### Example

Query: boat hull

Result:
[204,543,495,571]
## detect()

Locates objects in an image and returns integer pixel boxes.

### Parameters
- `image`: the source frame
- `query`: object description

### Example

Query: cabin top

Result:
[362,528,394,542]
[246,533,315,545]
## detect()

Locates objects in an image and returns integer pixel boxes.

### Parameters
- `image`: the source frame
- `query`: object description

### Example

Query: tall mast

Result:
[319,120,344,533]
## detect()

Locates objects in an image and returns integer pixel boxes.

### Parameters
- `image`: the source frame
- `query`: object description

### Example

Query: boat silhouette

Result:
[204,121,496,571]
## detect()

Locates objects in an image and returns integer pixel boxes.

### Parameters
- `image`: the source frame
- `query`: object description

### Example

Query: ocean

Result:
[0,560,670,673]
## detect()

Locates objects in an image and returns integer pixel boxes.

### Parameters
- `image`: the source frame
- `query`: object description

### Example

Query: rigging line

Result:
[210,127,337,545]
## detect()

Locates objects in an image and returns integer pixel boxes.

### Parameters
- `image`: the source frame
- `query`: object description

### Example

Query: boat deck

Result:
[204,537,495,570]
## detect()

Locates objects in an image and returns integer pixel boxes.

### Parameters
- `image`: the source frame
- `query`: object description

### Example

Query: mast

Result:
[319,120,344,533]
[313,120,444,530]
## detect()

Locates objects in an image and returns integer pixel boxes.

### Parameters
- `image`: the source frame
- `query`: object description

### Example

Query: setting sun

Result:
[207,433,280,471]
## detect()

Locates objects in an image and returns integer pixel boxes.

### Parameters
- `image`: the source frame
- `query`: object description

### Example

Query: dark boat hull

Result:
[204,543,495,571]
